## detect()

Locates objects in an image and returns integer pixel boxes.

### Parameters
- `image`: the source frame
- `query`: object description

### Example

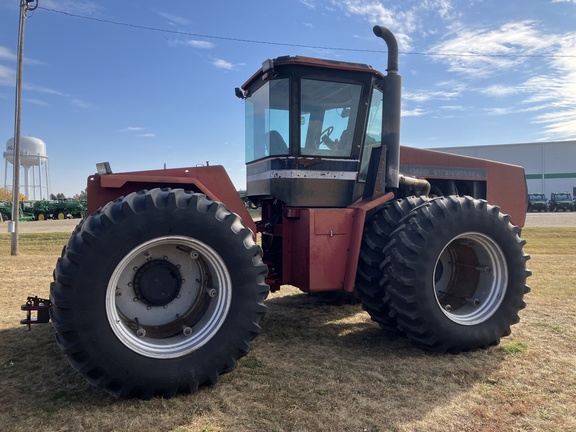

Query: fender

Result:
[86,165,256,234]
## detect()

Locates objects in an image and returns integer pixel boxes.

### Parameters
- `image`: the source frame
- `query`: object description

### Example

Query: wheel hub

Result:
[133,260,182,307]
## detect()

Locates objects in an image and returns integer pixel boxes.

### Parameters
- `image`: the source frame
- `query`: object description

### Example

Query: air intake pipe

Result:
[373,25,401,192]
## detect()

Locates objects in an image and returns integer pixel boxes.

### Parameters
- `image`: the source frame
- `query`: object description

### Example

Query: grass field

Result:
[0,228,575,432]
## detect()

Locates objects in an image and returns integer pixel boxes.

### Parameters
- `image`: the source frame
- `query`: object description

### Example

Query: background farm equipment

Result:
[549,192,574,212]
[528,193,548,212]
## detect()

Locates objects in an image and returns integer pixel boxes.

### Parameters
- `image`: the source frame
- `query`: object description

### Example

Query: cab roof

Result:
[241,55,385,91]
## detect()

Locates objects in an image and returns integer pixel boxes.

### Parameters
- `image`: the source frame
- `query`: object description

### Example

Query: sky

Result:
[0,0,575,198]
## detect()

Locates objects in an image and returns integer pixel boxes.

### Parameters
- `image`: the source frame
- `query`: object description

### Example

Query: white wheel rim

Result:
[106,235,232,358]
[433,232,507,326]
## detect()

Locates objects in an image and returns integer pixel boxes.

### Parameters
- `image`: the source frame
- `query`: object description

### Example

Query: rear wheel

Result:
[384,196,531,353]
[57,212,65,220]
[355,197,429,332]
[50,189,269,398]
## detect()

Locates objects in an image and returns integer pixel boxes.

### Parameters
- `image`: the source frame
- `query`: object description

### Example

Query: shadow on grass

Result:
[0,291,508,431]
[251,290,509,429]
[0,325,106,405]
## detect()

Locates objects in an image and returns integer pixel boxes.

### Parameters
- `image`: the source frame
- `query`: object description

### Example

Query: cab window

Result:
[245,79,290,162]
[300,79,362,158]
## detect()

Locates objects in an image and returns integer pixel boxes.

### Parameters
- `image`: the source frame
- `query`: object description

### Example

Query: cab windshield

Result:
[554,194,570,200]
[300,79,362,158]
[245,78,363,162]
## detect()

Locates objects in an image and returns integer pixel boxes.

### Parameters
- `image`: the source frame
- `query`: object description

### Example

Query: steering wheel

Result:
[320,126,334,144]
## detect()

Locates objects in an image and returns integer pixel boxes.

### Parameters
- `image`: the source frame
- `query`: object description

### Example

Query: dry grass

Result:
[0,228,575,432]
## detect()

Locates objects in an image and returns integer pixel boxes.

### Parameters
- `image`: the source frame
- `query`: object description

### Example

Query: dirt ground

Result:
[524,211,576,227]
[3,211,575,234]
[3,218,79,234]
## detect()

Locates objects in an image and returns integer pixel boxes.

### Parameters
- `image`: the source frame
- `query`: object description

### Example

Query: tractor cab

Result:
[239,55,391,207]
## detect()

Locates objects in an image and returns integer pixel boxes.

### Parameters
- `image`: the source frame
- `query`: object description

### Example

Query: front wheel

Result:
[384,196,531,353]
[50,189,269,398]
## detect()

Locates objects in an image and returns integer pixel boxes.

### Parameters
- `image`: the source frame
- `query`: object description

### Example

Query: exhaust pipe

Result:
[372,25,401,192]
[373,25,399,74]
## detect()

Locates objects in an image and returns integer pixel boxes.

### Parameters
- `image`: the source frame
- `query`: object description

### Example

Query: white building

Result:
[431,140,576,199]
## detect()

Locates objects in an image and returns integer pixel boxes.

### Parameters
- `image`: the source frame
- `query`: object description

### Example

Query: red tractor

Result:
[44,26,530,398]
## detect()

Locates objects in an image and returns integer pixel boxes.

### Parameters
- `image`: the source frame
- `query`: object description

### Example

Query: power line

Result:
[39,6,576,59]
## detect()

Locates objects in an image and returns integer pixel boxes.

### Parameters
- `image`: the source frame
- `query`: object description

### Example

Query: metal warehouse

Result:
[431,140,576,199]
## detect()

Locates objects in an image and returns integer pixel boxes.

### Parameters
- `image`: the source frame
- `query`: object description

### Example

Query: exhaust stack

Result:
[372,25,401,194]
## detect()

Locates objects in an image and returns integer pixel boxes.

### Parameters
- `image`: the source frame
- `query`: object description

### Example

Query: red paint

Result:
[86,165,256,234]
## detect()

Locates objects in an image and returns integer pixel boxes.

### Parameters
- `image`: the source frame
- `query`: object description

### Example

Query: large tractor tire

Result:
[384,196,531,353]
[50,189,269,398]
[355,196,430,332]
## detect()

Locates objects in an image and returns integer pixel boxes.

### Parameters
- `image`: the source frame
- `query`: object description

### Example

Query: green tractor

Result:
[49,199,86,220]
[0,201,11,222]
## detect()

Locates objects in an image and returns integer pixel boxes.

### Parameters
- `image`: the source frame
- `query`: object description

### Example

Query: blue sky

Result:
[1,0,575,197]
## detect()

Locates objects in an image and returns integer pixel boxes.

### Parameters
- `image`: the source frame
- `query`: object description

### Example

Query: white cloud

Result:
[404,88,462,103]
[0,46,16,62]
[428,21,576,140]
[0,64,14,85]
[212,58,235,70]
[440,105,465,111]
[184,40,215,49]
[422,0,453,20]
[170,39,215,49]
[121,127,156,138]
[300,0,316,9]
[70,98,94,109]
[429,21,561,78]
[526,41,576,139]
[157,11,191,27]
[24,98,48,106]
[332,0,455,50]
[485,107,515,116]
[480,85,522,97]
[41,0,102,15]
[402,108,425,117]
[0,46,43,67]
[3,78,94,109]
[334,0,413,49]
[23,83,65,96]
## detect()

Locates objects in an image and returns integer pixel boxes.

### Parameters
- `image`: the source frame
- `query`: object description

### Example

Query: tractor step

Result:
[20,296,51,330]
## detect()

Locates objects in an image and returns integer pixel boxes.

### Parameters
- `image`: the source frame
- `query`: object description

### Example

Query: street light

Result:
[10,0,38,255]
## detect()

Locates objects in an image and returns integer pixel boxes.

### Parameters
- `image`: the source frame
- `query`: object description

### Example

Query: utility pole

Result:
[10,0,38,256]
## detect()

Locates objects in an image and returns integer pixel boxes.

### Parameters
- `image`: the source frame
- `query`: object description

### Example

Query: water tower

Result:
[3,136,50,200]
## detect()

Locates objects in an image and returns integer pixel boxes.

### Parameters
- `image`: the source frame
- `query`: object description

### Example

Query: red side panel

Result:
[86,165,256,234]
[283,208,355,292]
[400,146,527,227]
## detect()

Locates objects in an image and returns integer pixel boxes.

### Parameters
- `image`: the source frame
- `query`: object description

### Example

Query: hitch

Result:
[20,296,51,330]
